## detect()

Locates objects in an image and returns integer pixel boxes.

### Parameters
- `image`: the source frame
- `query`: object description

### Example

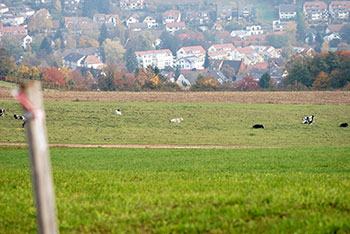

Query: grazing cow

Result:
[302,115,315,124]
[14,114,27,128]
[340,123,348,128]
[252,124,264,129]
[0,109,4,116]
[170,117,183,123]
[115,109,122,115]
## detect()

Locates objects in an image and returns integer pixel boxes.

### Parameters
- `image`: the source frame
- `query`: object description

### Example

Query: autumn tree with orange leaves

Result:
[42,67,65,85]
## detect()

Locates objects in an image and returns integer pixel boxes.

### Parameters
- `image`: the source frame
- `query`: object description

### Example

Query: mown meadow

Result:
[0,100,350,147]
[0,99,350,233]
[1,146,350,233]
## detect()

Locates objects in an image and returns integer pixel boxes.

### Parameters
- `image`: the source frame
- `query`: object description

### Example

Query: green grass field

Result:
[1,146,350,233]
[1,100,350,147]
[1,99,350,233]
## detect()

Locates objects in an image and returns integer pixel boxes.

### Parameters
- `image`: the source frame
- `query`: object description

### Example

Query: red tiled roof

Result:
[166,22,186,27]
[180,46,206,54]
[304,1,328,9]
[327,24,346,32]
[135,49,172,55]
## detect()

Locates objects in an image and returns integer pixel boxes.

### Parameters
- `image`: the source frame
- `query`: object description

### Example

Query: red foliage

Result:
[234,76,260,91]
[42,67,65,85]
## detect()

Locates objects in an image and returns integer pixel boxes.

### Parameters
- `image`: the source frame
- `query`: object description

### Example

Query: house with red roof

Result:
[135,49,174,69]
[208,43,235,60]
[166,22,186,34]
[0,23,27,38]
[81,55,104,69]
[329,1,350,20]
[303,1,329,22]
[162,10,181,24]
[176,46,206,70]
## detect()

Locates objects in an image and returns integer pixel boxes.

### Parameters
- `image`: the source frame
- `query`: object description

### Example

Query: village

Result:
[0,0,349,90]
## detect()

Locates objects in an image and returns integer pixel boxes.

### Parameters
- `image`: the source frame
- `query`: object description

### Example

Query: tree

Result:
[40,37,52,54]
[330,59,350,88]
[234,76,260,91]
[78,36,99,48]
[285,61,313,87]
[102,38,126,64]
[0,48,16,76]
[28,9,52,32]
[321,41,330,52]
[315,32,324,45]
[296,10,306,43]
[259,72,271,88]
[204,52,210,69]
[312,71,331,90]
[191,74,218,91]
[266,34,289,48]
[124,48,138,73]
[0,36,24,61]
[309,54,328,77]
[325,52,340,74]
[159,31,181,55]
[340,24,350,44]
[42,67,65,85]
[98,24,109,46]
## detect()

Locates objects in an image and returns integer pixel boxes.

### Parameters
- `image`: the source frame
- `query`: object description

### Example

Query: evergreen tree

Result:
[204,52,210,69]
[40,37,52,54]
[259,72,271,88]
[124,48,138,73]
[174,66,181,81]
[315,32,324,45]
[99,24,109,46]
[296,10,306,43]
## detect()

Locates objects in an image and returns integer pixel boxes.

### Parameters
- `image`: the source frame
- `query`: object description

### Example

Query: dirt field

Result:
[1,86,349,105]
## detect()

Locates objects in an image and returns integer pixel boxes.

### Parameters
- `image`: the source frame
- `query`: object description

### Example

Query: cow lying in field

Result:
[14,114,27,128]
[0,109,4,117]
[340,123,348,128]
[170,117,183,123]
[302,115,315,124]
[252,124,264,129]
[115,109,122,115]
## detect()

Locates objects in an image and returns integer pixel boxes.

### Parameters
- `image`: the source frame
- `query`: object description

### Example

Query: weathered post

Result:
[15,81,59,234]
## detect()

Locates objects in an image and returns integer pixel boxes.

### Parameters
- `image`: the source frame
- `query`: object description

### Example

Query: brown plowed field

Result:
[1,86,349,105]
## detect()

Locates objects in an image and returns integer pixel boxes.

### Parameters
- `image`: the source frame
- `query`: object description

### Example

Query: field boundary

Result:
[0,142,280,149]
[1,86,350,105]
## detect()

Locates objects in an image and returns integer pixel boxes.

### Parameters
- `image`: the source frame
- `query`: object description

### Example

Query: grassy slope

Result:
[0,146,350,233]
[1,100,349,147]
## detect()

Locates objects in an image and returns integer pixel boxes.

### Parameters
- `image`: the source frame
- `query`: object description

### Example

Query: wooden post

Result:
[22,81,59,234]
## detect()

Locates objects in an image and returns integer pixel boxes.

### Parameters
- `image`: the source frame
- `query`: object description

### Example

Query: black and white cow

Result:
[0,109,4,117]
[302,115,315,124]
[14,114,27,128]
[252,124,264,129]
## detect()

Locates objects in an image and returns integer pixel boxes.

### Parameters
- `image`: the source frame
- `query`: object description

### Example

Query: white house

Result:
[126,13,140,27]
[329,1,350,20]
[81,55,104,69]
[162,10,181,24]
[135,49,174,69]
[176,46,206,69]
[245,25,263,35]
[279,4,297,20]
[208,43,235,60]
[166,22,186,34]
[303,1,329,22]
[22,35,32,49]
[143,16,158,28]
